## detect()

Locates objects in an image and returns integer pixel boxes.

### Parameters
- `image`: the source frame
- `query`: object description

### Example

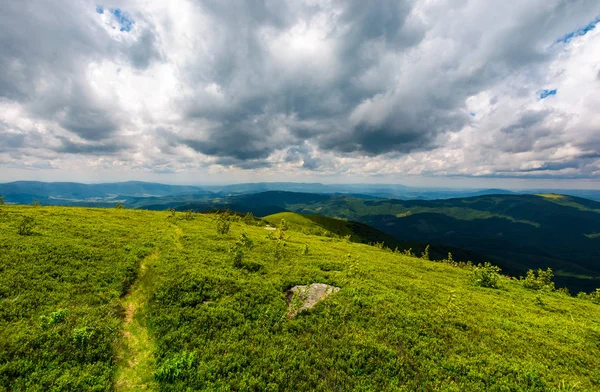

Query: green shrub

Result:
[471,262,501,288]
[0,195,5,205]
[578,288,600,304]
[442,252,455,265]
[301,243,309,255]
[236,232,254,249]
[32,198,40,207]
[402,248,415,257]
[167,207,176,218]
[115,202,124,209]
[592,288,600,304]
[279,219,288,231]
[17,216,35,236]
[421,245,430,260]
[184,210,194,220]
[73,326,95,346]
[274,240,286,261]
[155,352,197,383]
[39,309,69,328]
[557,287,571,296]
[347,254,362,278]
[243,212,255,225]
[216,215,231,235]
[522,268,555,291]
[230,246,244,268]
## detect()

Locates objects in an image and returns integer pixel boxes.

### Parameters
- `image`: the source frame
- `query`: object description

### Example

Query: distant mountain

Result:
[3,180,600,204]
[0,181,210,205]
[469,188,515,196]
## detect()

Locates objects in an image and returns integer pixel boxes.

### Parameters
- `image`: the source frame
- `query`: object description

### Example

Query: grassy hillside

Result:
[229,192,600,292]
[263,212,488,264]
[1,205,600,390]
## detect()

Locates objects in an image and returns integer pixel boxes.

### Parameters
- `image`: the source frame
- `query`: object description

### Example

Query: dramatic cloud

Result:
[1,0,600,184]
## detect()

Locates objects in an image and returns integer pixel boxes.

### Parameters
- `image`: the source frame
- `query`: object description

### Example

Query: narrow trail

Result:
[114,250,160,391]
[173,224,183,251]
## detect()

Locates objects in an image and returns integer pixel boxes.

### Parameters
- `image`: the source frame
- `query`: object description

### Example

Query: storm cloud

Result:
[1,0,600,183]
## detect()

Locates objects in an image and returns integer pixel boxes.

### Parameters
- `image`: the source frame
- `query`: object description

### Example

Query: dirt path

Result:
[173,225,183,251]
[114,250,159,391]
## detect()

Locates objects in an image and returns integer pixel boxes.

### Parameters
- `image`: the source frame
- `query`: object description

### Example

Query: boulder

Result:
[286,283,340,318]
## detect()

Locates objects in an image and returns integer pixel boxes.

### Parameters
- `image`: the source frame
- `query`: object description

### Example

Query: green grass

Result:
[1,205,600,390]
[263,212,354,238]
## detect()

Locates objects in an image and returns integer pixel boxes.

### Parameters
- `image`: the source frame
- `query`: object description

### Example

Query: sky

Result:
[1,0,600,188]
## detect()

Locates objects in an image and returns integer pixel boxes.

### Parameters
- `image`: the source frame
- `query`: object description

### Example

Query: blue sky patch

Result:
[109,8,134,32]
[556,17,599,44]
[469,112,476,117]
[96,5,104,14]
[538,89,557,100]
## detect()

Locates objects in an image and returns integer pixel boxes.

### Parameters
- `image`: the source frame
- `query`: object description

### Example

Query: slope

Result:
[229,192,600,292]
[1,205,600,391]
[263,212,488,263]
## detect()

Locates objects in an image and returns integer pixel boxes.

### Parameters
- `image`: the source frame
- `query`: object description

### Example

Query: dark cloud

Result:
[284,144,324,170]
[176,0,427,159]
[1,0,600,180]
[129,29,162,70]
[214,157,273,169]
[496,110,556,153]
[54,137,127,155]
[172,0,600,161]
[0,132,25,152]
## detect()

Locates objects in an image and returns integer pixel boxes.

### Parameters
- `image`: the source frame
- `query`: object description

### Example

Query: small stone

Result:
[286,283,340,318]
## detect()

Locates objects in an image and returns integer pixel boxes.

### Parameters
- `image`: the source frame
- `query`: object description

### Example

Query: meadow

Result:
[1,205,599,391]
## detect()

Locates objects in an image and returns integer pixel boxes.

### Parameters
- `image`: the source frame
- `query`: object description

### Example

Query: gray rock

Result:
[286,283,340,318]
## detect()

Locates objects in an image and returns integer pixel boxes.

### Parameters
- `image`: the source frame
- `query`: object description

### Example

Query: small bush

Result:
[236,232,253,249]
[279,219,288,231]
[243,212,255,225]
[402,248,415,257]
[274,240,286,261]
[115,202,124,209]
[32,198,40,207]
[578,288,600,304]
[471,262,501,288]
[17,216,35,236]
[184,210,194,220]
[155,352,197,383]
[72,326,95,346]
[230,246,244,268]
[522,268,555,291]
[0,195,5,205]
[592,289,600,304]
[347,254,362,278]
[216,215,231,235]
[39,309,69,328]
[167,207,176,218]
[301,243,309,256]
[557,287,571,296]
[421,245,430,260]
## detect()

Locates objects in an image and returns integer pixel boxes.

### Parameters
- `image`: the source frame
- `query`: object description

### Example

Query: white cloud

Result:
[0,0,599,186]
